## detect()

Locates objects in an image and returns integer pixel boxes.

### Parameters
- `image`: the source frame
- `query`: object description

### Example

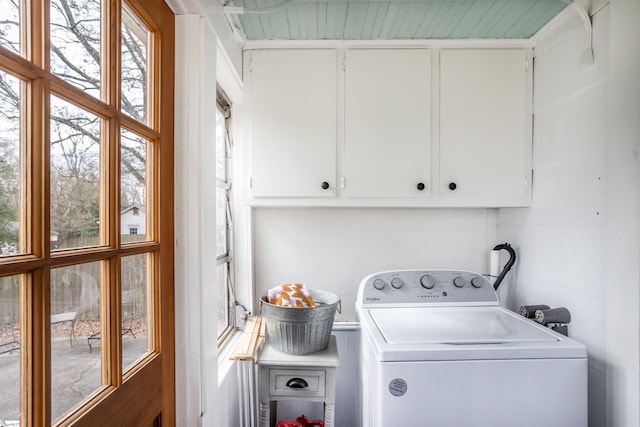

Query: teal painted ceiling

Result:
[229,0,569,40]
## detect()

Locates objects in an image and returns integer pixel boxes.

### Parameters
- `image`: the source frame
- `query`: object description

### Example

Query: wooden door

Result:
[0,0,175,425]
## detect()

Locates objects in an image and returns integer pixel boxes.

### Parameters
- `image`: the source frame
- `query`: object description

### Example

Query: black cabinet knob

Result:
[417,183,425,191]
[321,181,329,190]
[449,182,457,191]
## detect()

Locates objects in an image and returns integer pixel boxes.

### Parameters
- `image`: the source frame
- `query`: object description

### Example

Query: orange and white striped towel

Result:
[267,283,316,308]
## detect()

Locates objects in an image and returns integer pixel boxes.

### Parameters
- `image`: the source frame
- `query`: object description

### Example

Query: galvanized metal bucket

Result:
[260,290,341,355]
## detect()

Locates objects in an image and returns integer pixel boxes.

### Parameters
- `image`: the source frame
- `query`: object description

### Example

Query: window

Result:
[0,0,174,425]
[216,88,235,344]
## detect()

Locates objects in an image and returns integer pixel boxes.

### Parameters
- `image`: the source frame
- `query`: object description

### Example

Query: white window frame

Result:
[216,88,235,345]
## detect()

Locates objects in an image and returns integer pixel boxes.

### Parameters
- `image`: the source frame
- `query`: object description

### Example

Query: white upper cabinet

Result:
[245,47,531,207]
[344,49,431,198]
[249,49,337,197]
[439,49,530,202]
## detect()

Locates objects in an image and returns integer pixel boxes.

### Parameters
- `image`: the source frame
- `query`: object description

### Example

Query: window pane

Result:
[0,275,20,422]
[217,264,229,333]
[0,0,20,54]
[120,129,147,243]
[216,107,225,181]
[50,0,101,98]
[51,262,103,422]
[216,187,227,257]
[50,96,101,250]
[121,4,149,124]
[121,253,150,371]
[215,106,228,258]
[215,100,233,340]
[0,71,22,256]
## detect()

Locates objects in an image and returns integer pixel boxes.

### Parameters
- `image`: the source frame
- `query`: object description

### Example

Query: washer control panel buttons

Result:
[453,277,466,288]
[471,277,485,288]
[391,277,404,289]
[420,274,436,289]
[360,270,498,306]
[373,278,386,290]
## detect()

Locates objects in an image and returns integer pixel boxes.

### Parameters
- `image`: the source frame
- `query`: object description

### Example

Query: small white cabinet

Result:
[439,49,530,202]
[249,49,337,197]
[344,49,431,198]
[257,336,339,427]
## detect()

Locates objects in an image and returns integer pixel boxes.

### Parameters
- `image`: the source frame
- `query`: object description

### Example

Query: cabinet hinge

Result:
[341,176,345,189]
[525,58,529,72]
[248,55,253,72]
[249,177,253,189]
[341,57,346,71]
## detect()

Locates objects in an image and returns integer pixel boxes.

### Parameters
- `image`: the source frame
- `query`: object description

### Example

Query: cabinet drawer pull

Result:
[321,181,330,190]
[417,182,425,191]
[448,182,457,191]
[286,378,309,389]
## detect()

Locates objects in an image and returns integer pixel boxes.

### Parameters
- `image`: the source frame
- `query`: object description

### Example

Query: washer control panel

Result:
[358,269,498,306]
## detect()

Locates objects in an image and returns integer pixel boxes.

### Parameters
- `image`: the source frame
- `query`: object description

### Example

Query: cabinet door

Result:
[250,50,337,197]
[344,49,431,198]
[440,49,529,200]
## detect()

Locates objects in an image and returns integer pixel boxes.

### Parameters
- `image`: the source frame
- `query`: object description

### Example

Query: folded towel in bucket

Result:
[268,283,316,308]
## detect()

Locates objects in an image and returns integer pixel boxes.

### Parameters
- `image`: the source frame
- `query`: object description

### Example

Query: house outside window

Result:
[120,205,146,242]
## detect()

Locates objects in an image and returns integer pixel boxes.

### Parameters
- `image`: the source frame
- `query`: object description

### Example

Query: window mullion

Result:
[24,269,51,427]
[26,0,49,70]
[105,0,122,390]
[104,116,121,388]
[26,68,51,425]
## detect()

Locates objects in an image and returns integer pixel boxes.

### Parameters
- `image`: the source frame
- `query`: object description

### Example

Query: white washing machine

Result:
[356,269,587,426]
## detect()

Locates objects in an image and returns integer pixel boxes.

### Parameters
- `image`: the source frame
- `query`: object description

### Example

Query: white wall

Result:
[498,3,640,425]
[174,14,218,427]
[606,0,640,425]
[253,207,498,320]
[174,12,245,427]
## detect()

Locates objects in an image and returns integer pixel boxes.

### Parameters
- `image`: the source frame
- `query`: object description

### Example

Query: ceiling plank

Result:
[234,0,571,41]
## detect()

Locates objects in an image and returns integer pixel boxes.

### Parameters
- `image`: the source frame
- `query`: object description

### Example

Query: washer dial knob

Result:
[391,277,404,289]
[372,278,386,290]
[453,277,466,288]
[420,274,436,289]
[471,277,485,288]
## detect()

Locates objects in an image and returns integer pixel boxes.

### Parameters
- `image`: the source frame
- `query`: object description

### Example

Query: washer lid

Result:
[361,306,587,361]
[370,306,556,344]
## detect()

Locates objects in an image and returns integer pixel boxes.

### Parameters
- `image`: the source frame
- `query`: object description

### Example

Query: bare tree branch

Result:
[53,0,100,64]
[50,44,100,90]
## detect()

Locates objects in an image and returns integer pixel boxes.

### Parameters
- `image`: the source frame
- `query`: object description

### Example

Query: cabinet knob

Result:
[321,181,330,190]
[417,183,425,191]
[448,182,457,191]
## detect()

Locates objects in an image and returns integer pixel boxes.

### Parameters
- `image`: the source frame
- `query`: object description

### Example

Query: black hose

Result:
[492,243,517,290]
